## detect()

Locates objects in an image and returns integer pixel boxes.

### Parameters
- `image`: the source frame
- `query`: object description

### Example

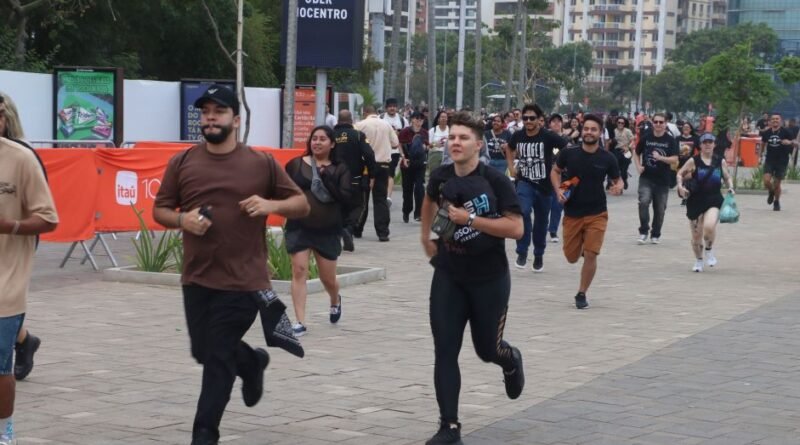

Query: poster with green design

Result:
[54,69,116,141]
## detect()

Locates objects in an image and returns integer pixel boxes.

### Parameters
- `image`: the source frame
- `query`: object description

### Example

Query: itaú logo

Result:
[115,171,138,205]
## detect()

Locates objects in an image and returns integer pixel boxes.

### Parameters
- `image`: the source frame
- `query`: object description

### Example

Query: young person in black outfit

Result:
[503,104,567,272]
[285,126,353,337]
[551,114,622,309]
[484,114,512,173]
[677,133,735,272]
[760,113,794,211]
[633,112,678,244]
[420,112,524,445]
[398,111,429,222]
[333,110,376,252]
[677,122,700,206]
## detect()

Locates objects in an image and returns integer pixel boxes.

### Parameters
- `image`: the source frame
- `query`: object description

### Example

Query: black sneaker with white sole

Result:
[330,295,342,323]
[532,256,544,272]
[514,253,527,269]
[426,421,463,445]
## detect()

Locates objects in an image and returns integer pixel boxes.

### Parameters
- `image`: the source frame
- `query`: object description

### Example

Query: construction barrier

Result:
[36,145,305,243]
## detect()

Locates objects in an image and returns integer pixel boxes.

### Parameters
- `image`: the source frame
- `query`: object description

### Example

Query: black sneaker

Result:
[414,215,421,222]
[342,229,354,252]
[14,333,41,381]
[514,253,526,269]
[774,200,781,211]
[191,428,219,445]
[575,292,589,309]
[330,295,342,324]
[426,421,462,445]
[403,213,410,223]
[503,347,525,399]
[378,235,390,242]
[242,348,270,407]
[768,191,775,205]
[532,256,544,273]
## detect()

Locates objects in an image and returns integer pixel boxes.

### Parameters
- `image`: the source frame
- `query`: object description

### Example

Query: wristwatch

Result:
[466,213,476,226]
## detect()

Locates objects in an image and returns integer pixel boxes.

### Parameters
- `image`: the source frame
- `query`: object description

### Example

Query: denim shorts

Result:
[0,314,25,375]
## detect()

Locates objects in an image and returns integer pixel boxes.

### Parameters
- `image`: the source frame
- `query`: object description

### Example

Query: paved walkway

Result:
[17,180,800,444]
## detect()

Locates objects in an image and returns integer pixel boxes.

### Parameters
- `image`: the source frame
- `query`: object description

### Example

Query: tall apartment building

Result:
[677,0,727,36]
[560,0,679,86]
[432,0,478,31]
[486,0,564,45]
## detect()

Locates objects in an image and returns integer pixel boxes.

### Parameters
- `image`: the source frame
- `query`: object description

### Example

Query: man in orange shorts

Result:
[551,114,623,309]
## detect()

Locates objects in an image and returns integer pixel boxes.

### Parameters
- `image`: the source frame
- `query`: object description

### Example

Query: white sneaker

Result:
[292,322,307,337]
[549,234,559,243]
[692,259,703,272]
[637,234,648,244]
[706,250,717,267]
[650,237,660,244]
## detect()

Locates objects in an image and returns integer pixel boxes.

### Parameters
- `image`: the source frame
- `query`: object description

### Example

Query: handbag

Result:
[309,156,335,203]
[719,192,739,224]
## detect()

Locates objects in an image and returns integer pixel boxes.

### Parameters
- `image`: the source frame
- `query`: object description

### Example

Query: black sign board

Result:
[281,0,365,69]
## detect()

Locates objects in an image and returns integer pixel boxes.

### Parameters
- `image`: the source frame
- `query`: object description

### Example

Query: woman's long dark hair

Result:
[432,110,449,128]
[304,125,336,160]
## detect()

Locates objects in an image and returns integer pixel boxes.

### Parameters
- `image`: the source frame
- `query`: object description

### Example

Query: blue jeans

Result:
[489,158,507,174]
[549,192,563,235]
[638,175,669,238]
[515,181,552,258]
[0,313,25,375]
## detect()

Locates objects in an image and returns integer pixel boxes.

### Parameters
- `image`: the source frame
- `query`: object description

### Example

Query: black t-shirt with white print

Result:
[760,127,793,165]
[556,146,620,218]
[635,132,678,187]
[427,163,521,282]
[508,128,567,192]
[484,129,511,160]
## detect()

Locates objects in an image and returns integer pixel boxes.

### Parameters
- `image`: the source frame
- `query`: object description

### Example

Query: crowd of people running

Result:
[2,84,797,445]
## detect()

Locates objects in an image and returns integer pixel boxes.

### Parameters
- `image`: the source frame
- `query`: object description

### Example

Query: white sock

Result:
[0,416,13,439]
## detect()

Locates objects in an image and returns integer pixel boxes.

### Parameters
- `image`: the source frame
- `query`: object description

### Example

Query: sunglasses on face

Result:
[653,121,665,124]
[521,116,538,121]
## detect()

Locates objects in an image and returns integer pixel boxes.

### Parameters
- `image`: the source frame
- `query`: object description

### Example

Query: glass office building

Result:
[728,0,800,54]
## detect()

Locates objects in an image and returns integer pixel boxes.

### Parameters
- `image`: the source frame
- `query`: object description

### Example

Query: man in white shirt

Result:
[356,105,399,241]
[380,98,407,205]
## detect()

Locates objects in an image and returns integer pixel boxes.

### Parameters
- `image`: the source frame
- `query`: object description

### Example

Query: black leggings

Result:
[429,269,515,423]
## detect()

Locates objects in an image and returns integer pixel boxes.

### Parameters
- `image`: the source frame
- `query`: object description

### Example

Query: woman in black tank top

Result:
[676,134,735,273]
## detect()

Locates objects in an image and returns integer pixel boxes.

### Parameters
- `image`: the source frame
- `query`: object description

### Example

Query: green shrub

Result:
[130,204,180,272]
[266,229,319,281]
[742,165,765,190]
[786,165,800,181]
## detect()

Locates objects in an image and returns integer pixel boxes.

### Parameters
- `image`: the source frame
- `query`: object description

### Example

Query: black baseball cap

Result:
[194,84,240,115]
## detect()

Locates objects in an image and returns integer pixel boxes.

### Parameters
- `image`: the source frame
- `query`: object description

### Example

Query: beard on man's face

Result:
[201,123,233,144]
[583,134,599,145]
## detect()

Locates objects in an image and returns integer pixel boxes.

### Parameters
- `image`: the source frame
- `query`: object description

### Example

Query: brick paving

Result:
[16,179,800,444]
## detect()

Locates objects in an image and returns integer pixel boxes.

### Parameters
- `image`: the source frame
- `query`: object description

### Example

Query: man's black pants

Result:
[183,284,260,440]
[401,164,425,219]
[356,162,391,238]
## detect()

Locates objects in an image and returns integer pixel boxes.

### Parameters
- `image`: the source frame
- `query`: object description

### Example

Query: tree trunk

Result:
[388,0,403,100]
[14,14,27,69]
[504,0,523,111]
[427,2,438,123]
[473,0,482,116]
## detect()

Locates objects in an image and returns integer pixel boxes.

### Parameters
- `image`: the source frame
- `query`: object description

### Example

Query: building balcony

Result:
[592,22,625,30]
[595,58,622,68]
[586,75,613,84]
[590,4,634,14]
[591,40,621,49]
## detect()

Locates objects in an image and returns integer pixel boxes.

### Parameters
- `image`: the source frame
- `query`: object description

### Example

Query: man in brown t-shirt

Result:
[0,137,58,444]
[153,85,309,445]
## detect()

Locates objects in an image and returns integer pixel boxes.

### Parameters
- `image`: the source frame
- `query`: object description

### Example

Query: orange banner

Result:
[36,145,305,241]
[37,149,98,242]
[95,146,303,232]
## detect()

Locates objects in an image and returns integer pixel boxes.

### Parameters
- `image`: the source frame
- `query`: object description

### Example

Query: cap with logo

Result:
[699,133,715,143]
[194,84,240,115]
